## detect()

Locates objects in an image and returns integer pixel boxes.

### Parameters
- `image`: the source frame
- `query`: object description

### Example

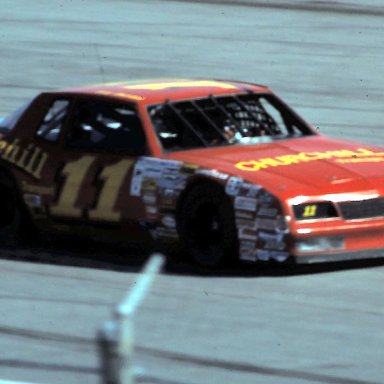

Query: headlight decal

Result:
[293,202,338,221]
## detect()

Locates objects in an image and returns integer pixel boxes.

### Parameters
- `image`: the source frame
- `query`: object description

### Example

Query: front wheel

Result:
[178,183,238,267]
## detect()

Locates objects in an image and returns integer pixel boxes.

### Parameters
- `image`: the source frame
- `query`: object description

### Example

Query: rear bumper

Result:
[294,248,384,264]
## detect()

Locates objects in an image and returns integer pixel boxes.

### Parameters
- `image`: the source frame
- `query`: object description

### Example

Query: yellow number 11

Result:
[303,204,317,218]
[50,156,133,221]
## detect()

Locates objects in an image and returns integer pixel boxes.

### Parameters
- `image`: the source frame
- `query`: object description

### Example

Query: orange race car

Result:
[0,78,383,266]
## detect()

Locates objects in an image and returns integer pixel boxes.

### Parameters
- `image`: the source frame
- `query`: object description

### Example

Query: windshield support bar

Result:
[232,95,275,135]
[189,100,228,141]
[208,95,247,136]
[39,105,68,136]
[165,101,209,147]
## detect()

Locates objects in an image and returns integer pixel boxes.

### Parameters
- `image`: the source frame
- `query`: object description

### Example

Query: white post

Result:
[116,254,165,384]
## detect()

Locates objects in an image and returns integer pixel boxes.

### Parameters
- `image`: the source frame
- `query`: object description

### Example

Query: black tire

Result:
[178,182,238,267]
[0,185,23,247]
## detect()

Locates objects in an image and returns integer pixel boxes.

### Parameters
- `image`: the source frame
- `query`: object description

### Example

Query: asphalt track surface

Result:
[0,1,384,383]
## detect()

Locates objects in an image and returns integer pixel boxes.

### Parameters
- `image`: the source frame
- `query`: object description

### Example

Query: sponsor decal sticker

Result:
[235,196,257,212]
[161,215,176,228]
[130,163,145,197]
[157,227,178,239]
[196,169,229,180]
[145,205,158,220]
[142,177,157,191]
[259,231,285,250]
[160,188,177,207]
[239,247,257,262]
[225,176,243,196]
[240,240,256,249]
[236,219,255,228]
[258,207,278,217]
[235,210,254,220]
[238,227,258,241]
[255,218,278,231]
[143,191,157,205]
[131,157,184,196]
[258,191,274,205]
[242,183,261,198]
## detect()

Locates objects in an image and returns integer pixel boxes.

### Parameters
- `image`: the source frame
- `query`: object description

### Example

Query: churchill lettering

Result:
[0,138,48,179]
[235,148,384,172]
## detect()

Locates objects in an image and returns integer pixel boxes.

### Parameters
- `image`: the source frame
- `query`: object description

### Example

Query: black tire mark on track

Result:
[0,325,380,384]
[0,325,91,346]
[167,0,384,17]
[0,359,97,375]
[137,346,380,384]
[0,294,112,307]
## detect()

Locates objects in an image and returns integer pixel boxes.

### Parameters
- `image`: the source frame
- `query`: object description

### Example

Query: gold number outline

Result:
[50,156,134,221]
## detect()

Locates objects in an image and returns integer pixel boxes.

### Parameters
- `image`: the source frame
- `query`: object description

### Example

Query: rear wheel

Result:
[0,185,24,247]
[178,183,238,267]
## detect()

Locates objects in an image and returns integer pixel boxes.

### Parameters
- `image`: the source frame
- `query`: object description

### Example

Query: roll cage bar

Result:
[149,91,313,149]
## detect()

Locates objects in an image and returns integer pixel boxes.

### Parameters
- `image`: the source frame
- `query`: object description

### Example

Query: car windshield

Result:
[148,93,314,151]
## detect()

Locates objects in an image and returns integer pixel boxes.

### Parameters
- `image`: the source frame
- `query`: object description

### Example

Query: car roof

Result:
[56,78,271,105]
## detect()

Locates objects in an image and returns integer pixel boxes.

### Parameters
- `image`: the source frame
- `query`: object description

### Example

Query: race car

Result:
[0,78,384,266]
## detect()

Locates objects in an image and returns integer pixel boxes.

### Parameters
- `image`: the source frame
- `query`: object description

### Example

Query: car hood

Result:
[167,136,384,201]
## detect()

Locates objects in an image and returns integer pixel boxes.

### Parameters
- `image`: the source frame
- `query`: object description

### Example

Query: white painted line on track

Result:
[0,380,40,384]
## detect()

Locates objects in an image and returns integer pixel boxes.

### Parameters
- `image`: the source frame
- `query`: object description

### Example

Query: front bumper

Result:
[294,248,384,264]
[290,214,384,264]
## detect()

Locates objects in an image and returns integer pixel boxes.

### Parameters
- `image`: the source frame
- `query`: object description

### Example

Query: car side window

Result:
[66,100,146,156]
[36,99,70,142]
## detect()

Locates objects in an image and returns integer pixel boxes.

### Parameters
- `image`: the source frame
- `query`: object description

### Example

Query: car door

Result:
[33,95,150,241]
